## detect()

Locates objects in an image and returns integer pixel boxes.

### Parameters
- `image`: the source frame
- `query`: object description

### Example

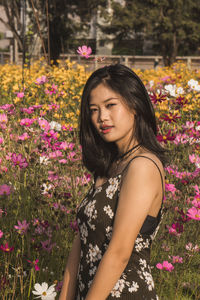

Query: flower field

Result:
[0,59,199,300]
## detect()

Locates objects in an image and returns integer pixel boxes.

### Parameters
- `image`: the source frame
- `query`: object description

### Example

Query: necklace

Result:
[116,143,141,164]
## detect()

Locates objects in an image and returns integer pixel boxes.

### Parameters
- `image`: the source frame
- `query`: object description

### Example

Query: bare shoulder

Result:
[125,151,165,182]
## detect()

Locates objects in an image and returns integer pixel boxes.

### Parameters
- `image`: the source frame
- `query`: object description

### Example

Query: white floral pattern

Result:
[103,205,114,219]
[75,172,163,299]
[106,177,120,199]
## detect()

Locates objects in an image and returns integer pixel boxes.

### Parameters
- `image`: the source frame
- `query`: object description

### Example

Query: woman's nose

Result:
[98,108,109,123]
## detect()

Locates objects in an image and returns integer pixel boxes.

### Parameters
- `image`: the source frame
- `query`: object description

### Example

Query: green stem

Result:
[27,268,33,299]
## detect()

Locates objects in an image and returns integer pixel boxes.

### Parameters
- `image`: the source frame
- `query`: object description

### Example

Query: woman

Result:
[59,64,166,300]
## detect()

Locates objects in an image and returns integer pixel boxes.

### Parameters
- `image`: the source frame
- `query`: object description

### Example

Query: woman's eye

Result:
[90,108,97,113]
[107,103,115,108]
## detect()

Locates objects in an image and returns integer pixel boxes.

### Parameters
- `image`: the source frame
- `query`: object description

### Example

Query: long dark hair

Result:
[80,64,167,177]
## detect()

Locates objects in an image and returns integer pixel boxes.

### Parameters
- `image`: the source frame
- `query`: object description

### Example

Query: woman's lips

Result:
[100,126,113,134]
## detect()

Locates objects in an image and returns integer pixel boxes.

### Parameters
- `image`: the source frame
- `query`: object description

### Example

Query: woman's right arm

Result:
[59,232,81,300]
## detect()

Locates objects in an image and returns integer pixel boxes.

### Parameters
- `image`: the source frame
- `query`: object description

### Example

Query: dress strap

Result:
[121,155,165,201]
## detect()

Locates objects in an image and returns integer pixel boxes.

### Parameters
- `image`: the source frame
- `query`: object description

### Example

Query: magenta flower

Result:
[167,222,183,236]
[27,258,40,271]
[0,184,12,196]
[45,83,58,95]
[77,45,92,59]
[42,130,59,141]
[11,153,28,168]
[156,261,174,272]
[156,130,175,143]
[35,75,48,85]
[186,207,200,220]
[172,256,183,264]
[0,242,14,252]
[20,118,35,127]
[14,220,30,235]
[17,92,24,98]
[70,220,79,232]
[0,230,3,238]
[0,113,8,124]
[41,239,56,252]
[149,91,167,104]
[0,137,4,144]
[161,112,181,123]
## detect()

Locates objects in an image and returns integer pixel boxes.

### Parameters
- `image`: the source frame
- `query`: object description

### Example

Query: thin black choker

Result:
[117,143,141,161]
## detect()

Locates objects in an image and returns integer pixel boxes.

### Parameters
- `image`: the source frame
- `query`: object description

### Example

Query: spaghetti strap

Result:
[122,155,165,201]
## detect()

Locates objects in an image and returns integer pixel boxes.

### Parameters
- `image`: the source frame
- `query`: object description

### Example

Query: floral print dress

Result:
[75,156,164,300]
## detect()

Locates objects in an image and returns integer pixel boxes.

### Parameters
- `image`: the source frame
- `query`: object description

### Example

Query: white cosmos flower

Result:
[49,121,61,131]
[32,282,57,300]
[164,84,184,97]
[164,84,177,97]
[188,79,200,91]
[39,156,50,165]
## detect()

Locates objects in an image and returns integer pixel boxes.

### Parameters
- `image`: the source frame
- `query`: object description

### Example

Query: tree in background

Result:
[0,0,23,50]
[0,0,106,64]
[101,0,200,65]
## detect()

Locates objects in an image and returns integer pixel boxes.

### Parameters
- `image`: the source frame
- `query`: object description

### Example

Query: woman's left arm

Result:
[85,157,163,300]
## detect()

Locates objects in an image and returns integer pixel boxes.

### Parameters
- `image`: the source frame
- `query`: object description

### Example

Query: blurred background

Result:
[0,0,200,69]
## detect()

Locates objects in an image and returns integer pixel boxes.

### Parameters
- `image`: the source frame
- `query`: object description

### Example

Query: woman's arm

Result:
[85,157,164,300]
[59,232,81,300]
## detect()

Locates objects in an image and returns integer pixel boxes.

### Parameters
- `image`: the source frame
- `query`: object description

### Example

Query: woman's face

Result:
[89,83,136,152]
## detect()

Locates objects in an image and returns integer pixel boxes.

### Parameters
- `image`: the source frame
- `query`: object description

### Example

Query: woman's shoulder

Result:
[124,151,165,180]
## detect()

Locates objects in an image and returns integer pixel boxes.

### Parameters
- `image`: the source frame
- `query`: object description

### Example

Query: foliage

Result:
[101,0,200,65]
[0,60,199,299]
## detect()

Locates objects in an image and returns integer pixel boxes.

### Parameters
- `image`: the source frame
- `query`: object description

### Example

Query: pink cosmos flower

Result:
[20,118,35,127]
[0,137,4,144]
[0,230,3,238]
[0,113,8,124]
[156,261,174,272]
[27,258,40,271]
[45,84,58,95]
[48,150,63,159]
[165,183,176,195]
[14,220,30,235]
[42,130,59,141]
[185,242,199,252]
[35,75,48,85]
[59,159,68,164]
[172,256,183,264]
[0,242,14,252]
[77,45,92,58]
[167,222,183,236]
[17,92,24,98]
[41,239,56,252]
[186,207,200,220]
[70,220,79,232]
[18,132,30,141]
[38,118,50,131]
[59,141,75,151]
[0,184,12,196]
[21,107,35,114]
[11,153,28,168]
[0,104,13,111]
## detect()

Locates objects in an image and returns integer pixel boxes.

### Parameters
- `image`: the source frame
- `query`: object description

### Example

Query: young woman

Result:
[59,64,166,300]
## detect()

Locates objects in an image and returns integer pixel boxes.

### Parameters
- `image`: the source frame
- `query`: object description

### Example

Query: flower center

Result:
[42,292,47,296]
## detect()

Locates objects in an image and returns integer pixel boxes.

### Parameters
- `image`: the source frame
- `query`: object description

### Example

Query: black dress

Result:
[75,156,164,300]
